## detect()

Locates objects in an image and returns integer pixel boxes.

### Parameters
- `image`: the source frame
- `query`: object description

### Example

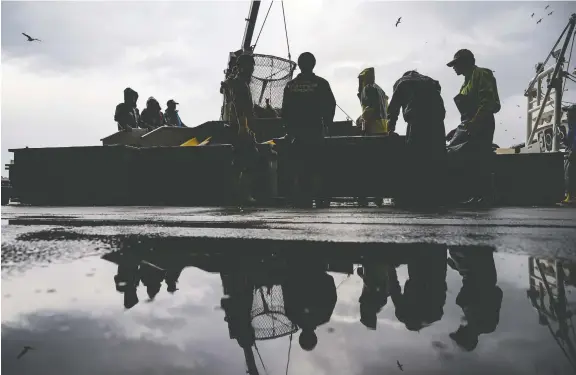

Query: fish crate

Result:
[8,145,139,205]
[134,145,237,205]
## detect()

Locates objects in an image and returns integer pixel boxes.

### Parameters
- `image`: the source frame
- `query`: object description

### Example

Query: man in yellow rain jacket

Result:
[357,68,389,135]
[356,67,389,207]
[446,49,501,206]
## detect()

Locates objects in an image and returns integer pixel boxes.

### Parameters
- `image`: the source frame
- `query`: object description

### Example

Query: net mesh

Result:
[251,284,297,340]
[250,54,296,116]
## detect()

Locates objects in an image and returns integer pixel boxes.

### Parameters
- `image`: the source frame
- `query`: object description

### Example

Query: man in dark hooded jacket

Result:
[114,87,141,131]
[387,71,446,205]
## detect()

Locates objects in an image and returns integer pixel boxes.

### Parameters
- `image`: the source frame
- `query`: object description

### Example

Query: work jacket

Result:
[221,75,254,133]
[114,103,141,131]
[164,109,186,127]
[358,67,389,134]
[282,73,336,140]
[388,71,446,149]
[455,66,500,144]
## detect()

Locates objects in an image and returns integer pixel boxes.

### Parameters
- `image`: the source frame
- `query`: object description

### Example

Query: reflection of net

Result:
[250,54,296,112]
[251,284,297,340]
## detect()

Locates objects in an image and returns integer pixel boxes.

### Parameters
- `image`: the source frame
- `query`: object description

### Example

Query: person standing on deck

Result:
[387,70,446,206]
[446,49,501,206]
[281,52,336,208]
[220,54,260,205]
[140,97,166,131]
[356,67,389,207]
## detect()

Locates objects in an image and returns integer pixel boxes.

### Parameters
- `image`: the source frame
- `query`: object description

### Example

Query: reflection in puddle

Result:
[2,242,576,375]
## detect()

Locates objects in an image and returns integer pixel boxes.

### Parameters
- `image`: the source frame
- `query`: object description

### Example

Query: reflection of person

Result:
[139,262,165,301]
[165,267,184,294]
[448,246,503,351]
[114,263,140,309]
[358,261,394,330]
[390,246,448,332]
[282,262,337,351]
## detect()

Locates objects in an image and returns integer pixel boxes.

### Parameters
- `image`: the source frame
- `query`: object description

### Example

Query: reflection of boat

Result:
[527,257,576,371]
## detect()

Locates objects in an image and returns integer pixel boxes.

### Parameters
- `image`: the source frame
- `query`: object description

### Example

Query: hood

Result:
[358,67,375,86]
[146,97,161,111]
[124,87,138,102]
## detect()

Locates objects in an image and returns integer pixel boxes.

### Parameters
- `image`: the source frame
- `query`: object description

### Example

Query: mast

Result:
[242,0,261,53]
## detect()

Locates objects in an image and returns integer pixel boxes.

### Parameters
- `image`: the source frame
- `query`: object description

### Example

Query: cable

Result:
[562,31,576,94]
[281,0,291,61]
[336,103,356,125]
[253,1,274,51]
[254,343,269,375]
[285,333,293,375]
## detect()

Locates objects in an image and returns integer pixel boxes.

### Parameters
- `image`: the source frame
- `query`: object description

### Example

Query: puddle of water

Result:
[2,247,576,375]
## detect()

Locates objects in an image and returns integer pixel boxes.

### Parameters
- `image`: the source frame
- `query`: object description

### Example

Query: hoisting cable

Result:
[281,0,292,61]
[285,333,293,375]
[253,1,274,51]
[254,343,269,375]
[336,103,357,126]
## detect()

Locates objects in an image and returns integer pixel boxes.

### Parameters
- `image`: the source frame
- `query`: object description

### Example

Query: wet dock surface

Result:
[2,205,576,374]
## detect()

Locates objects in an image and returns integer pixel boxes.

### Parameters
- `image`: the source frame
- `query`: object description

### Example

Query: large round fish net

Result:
[251,284,298,340]
[250,54,297,115]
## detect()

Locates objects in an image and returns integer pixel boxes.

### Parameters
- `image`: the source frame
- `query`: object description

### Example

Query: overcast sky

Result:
[2,0,576,177]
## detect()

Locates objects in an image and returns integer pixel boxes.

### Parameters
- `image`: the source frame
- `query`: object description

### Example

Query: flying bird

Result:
[22,33,41,42]
[396,17,402,27]
[545,5,550,9]
[397,360,404,371]
[517,105,520,107]
[537,18,543,24]
[17,346,34,359]
[548,11,554,16]
[531,13,535,18]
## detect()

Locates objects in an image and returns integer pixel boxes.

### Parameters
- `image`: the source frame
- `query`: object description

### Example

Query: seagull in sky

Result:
[545,5,550,9]
[548,11,554,16]
[531,13,535,18]
[22,33,41,42]
[397,360,404,371]
[396,17,402,27]
[17,346,35,359]
[537,18,543,24]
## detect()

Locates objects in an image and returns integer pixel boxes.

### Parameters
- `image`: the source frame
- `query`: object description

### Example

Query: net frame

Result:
[250,284,298,341]
[250,53,297,113]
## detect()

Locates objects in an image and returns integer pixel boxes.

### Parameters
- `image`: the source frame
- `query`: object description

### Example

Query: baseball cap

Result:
[447,49,475,67]
[167,99,179,106]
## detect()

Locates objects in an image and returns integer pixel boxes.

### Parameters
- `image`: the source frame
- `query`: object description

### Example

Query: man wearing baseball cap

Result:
[164,99,187,127]
[447,49,500,206]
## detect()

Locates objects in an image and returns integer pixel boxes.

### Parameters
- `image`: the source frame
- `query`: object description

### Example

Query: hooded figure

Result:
[114,87,141,131]
[140,97,166,130]
[357,68,389,135]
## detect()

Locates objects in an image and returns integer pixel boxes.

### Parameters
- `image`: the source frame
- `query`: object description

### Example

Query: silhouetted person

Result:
[448,246,503,351]
[282,52,336,208]
[446,49,501,206]
[114,87,141,132]
[165,266,184,294]
[140,97,166,131]
[390,246,447,332]
[139,262,165,301]
[387,71,447,206]
[282,262,337,351]
[114,262,140,309]
[164,99,187,127]
[357,261,394,330]
[220,54,260,204]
